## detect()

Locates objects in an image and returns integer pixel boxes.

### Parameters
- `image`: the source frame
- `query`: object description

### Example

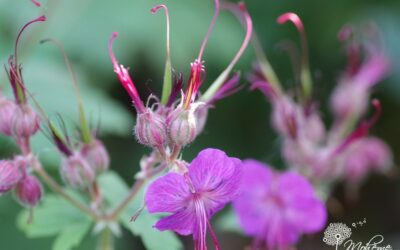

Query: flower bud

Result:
[12,104,40,138]
[167,107,197,147]
[14,175,43,207]
[330,83,368,119]
[81,139,110,174]
[134,110,167,148]
[60,153,95,189]
[0,160,22,194]
[0,97,18,136]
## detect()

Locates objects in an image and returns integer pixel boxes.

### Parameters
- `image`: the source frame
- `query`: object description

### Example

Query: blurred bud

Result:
[60,153,95,189]
[167,106,198,147]
[12,105,40,138]
[0,97,18,136]
[14,175,43,207]
[343,137,392,183]
[134,109,167,148]
[302,112,326,144]
[81,139,110,173]
[0,160,22,194]
[271,97,300,139]
[330,83,369,119]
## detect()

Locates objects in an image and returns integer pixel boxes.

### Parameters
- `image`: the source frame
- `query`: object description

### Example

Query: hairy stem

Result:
[97,228,114,250]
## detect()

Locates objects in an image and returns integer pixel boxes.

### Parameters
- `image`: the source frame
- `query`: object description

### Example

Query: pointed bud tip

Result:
[151,4,166,14]
[277,12,304,32]
[238,2,246,11]
[37,15,46,22]
[32,0,41,7]
[111,32,119,39]
[372,99,381,113]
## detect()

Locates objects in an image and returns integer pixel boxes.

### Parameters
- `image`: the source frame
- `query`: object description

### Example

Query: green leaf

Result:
[98,172,183,250]
[215,208,242,234]
[52,221,92,250]
[17,194,92,238]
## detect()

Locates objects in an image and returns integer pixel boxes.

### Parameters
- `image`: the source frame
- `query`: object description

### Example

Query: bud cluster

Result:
[0,95,40,139]
[249,14,393,185]
[108,1,252,155]
[0,157,42,208]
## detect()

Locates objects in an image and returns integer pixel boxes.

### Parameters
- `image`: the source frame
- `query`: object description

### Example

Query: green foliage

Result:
[215,208,242,234]
[17,193,92,250]
[98,171,183,250]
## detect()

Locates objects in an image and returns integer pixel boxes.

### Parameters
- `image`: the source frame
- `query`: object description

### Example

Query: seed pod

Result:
[60,153,95,189]
[0,160,22,194]
[134,110,167,148]
[81,139,110,174]
[14,175,43,207]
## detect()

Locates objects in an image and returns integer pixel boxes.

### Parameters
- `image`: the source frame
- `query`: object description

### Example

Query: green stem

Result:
[97,228,114,250]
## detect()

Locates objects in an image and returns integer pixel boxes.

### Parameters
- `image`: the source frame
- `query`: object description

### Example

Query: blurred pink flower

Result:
[233,160,327,249]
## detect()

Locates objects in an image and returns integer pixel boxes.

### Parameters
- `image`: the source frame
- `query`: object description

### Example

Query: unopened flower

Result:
[135,109,167,148]
[330,25,390,120]
[12,104,40,138]
[342,137,392,183]
[0,96,18,136]
[166,104,202,147]
[81,139,110,173]
[14,175,43,208]
[60,153,95,189]
[233,160,327,249]
[145,148,242,250]
[0,160,22,194]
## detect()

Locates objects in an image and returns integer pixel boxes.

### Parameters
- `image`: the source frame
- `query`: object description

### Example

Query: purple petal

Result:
[145,173,190,213]
[154,209,194,236]
[189,148,242,203]
[279,172,327,233]
[233,160,274,236]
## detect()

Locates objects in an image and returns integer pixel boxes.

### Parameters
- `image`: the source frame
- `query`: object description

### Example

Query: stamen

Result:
[151,5,173,105]
[40,38,92,144]
[108,32,146,113]
[31,0,41,7]
[184,60,205,109]
[197,0,220,61]
[202,2,252,102]
[207,220,221,250]
[334,99,381,155]
[277,12,312,100]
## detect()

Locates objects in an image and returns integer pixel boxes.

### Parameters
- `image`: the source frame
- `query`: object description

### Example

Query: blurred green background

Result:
[1,0,400,249]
